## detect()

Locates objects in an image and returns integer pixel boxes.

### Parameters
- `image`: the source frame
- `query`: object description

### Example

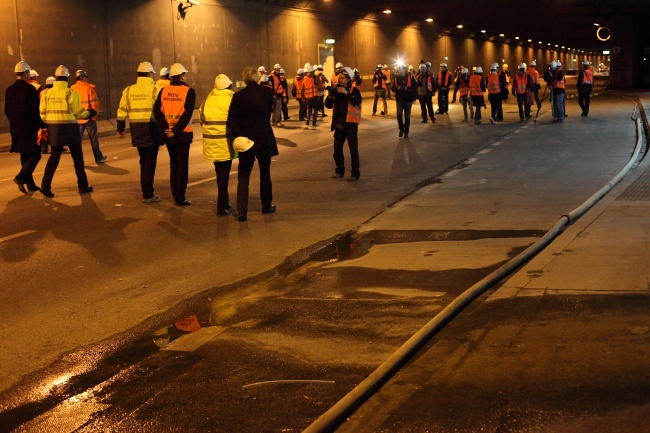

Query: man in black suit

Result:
[5,61,45,194]
[227,67,279,222]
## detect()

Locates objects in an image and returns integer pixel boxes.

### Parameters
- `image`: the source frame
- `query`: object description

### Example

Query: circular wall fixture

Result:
[596,26,611,41]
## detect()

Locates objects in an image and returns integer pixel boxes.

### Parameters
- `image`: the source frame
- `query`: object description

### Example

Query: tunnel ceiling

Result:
[249,0,648,52]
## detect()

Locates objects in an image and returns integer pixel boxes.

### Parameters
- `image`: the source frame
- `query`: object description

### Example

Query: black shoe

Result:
[399,130,403,137]
[96,156,108,164]
[380,111,384,115]
[431,117,436,123]
[41,189,54,198]
[404,133,409,138]
[262,205,276,214]
[421,120,427,123]
[13,177,27,194]
[217,209,230,216]
[347,176,359,182]
[306,120,310,126]
[313,122,317,127]
[284,117,291,120]
[78,186,94,194]
[27,185,40,193]
[332,173,344,179]
[225,203,232,211]
[176,199,192,206]
[238,213,247,222]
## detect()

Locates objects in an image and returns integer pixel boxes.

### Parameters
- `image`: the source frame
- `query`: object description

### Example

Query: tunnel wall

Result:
[0,0,604,133]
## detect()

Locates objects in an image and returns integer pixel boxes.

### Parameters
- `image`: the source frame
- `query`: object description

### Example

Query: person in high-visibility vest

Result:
[116,61,164,203]
[301,65,320,127]
[512,63,535,121]
[5,61,46,195]
[200,74,236,215]
[325,66,362,181]
[458,67,474,122]
[268,64,286,126]
[436,62,452,114]
[39,65,97,197]
[577,60,594,117]
[549,61,566,122]
[153,62,196,206]
[383,65,392,100]
[71,69,107,164]
[156,67,171,88]
[292,68,306,121]
[372,63,388,116]
[469,66,486,124]
[527,61,542,109]
[487,63,502,124]
[416,63,436,123]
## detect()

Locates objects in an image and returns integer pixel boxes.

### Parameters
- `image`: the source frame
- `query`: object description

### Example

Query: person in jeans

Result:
[71,69,107,163]
[391,64,418,138]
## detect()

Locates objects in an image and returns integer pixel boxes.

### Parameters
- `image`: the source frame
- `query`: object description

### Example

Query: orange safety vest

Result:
[271,74,284,96]
[582,69,594,85]
[527,67,540,84]
[552,72,565,89]
[417,73,434,92]
[373,74,386,89]
[346,100,361,124]
[302,76,318,99]
[384,69,391,84]
[487,73,500,94]
[437,70,451,88]
[70,80,100,124]
[331,73,340,86]
[469,75,484,96]
[160,85,193,132]
[459,78,470,97]
[294,77,304,95]
[514,73,528,94]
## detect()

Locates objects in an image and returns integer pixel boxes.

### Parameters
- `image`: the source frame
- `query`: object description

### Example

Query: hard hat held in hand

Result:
[233,137,254,153]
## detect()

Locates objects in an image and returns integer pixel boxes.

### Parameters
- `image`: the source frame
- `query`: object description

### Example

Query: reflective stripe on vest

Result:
[487,73,500,94]
[346,101,361,124]
[437,71,451,87]
[116,77,159,123]
[160,85,193,132]
[469,75,483,96]
[582,69,594,85]
[40,82,87,124]
[515,74,528,94]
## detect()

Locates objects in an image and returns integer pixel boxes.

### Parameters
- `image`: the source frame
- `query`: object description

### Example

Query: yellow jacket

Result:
[199,88,235,162]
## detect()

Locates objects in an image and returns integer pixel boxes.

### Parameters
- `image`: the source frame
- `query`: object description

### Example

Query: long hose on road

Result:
[303,100,646,433]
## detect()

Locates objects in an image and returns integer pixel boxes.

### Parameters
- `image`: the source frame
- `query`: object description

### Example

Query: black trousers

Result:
[41,144,89,192]
[437,89,449,113]
[488,93,502,120]
[137,146,159,198]
[333,124,360,178]
[578,92,591,115]
[166,142,190,204]
[214,160,233,212]
[419,95,435,121]
[516,94,531,119]
[396,100,413,133]
[17,151,42,189]
[237,150,272,214]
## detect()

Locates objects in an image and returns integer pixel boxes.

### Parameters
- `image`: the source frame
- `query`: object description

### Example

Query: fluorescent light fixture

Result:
[383,9,391,14]
[499,33,505,37]
[456,24,463,29]
[603,50,610,55]
[481,30,486,33]
[594,23,600,26]
[515,36,520,40]
[325,39,335,44]
[426,18,433,22]
[527,39,532,42]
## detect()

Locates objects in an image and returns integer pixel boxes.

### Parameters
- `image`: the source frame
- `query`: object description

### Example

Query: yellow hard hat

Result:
[233,137,254,153]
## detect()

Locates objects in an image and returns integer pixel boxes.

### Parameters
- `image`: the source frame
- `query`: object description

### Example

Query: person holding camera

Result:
[392,64,418,138]
[372,64,388,116]
[325,67,362,181]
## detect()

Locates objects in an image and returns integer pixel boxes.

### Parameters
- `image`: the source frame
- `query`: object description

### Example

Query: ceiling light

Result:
[539,41,543,44]
[383,9,391,14]
[594,23,600,26]
[515,36,520,40]
[457,24,463,29]
[481,30,486,33]
[499,33,505,37]
[426,18,433,22]
[527,39,532,42]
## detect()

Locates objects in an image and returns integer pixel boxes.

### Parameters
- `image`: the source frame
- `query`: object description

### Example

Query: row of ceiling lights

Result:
[381,10,603,55]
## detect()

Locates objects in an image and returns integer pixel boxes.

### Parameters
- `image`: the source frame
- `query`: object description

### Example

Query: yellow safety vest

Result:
[39,81,90,124]
[116,77,160,123]
[199,88,234,162]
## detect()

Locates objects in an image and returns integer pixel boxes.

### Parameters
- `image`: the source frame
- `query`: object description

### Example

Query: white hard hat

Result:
[14,61,30,74]
[583,60,590,66]
[260,74,269,83]
[419,63,426,70]
[297,68,305,75]
[491,62,499,71]
[550,60,558,69]
[317,65,323,70]
[335,62,343,69]
[462,67,469,74]
[519,63,526,70]
[45,76,56,85]
[408,65,414,72]
[137,61,155,73]
[75,69,87,78]
[557,60,562,67]
[377,64,383,68]
[440,62,447,68]
[273,63,281,69]
[280,68,285,74]
[530,61,537,66]
[383,64,388,68]
[170,63,187,76]
[214,74,232,90]
[29,69,39,78]
[426,62,432,68]
[258,66,267,73]
[233,137,254,153]
[475,66,483,73]
[305,65,314,73]
[160,67,170,76]
[341,67,354,80]
[55,65,70,77]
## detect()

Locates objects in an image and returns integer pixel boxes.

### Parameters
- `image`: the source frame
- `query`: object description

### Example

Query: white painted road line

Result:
[0,230,36,243]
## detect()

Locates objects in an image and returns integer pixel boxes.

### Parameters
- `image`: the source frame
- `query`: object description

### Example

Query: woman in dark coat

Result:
[227,67,279,222]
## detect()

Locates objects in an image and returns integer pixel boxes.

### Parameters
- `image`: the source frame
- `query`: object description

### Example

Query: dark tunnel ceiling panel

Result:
[246,0,649,52]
